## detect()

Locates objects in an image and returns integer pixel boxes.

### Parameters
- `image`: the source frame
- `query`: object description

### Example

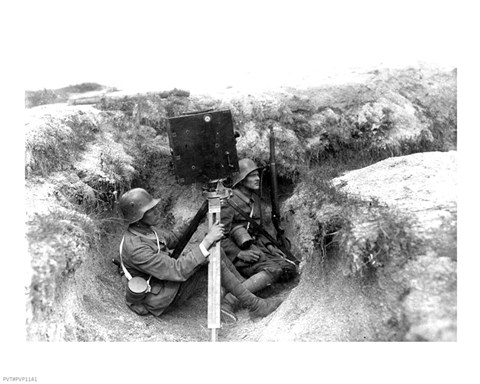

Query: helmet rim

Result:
[232,158,262,187]
[119,188,160,224]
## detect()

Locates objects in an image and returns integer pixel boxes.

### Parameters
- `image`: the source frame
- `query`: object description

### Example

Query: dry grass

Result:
[25,106,100,176]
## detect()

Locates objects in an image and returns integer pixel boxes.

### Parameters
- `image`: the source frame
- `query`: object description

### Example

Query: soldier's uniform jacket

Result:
[121,226,208,316]
[221,189,274,264]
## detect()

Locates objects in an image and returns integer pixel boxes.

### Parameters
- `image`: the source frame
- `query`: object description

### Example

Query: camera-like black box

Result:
[167,109,239,185]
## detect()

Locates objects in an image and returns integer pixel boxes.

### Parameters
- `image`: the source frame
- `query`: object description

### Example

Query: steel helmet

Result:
[119,188,160,224]
[232,158,262,187]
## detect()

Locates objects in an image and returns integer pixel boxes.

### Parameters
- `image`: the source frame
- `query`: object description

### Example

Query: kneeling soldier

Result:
[118,187,282,322]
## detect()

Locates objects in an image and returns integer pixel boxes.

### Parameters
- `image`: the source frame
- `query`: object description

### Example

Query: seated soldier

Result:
[118,187,282,322]
[221,159,298,308]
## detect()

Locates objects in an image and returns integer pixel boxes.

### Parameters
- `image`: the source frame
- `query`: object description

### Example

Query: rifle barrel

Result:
[269,128,281,229]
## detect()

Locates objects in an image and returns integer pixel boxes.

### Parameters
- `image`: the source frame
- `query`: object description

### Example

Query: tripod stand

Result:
[203,180,230,341]
[169,179,231,342]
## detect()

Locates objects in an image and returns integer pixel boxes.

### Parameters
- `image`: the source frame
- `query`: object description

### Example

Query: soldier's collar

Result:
[232,189,254,205]
[128,225,157,240]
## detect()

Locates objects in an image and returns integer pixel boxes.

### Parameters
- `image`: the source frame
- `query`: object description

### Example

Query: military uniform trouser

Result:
[165,249,246,312]
[165,267,206,311]
[235,248,297,283]
[126,251,257,317]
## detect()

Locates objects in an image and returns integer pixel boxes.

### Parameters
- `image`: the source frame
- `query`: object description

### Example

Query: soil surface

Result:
[62,229,299,342]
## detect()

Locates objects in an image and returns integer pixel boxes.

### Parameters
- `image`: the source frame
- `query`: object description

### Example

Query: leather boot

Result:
[221,249,246,283]
[221,260,282,319]
[249,296,283,319]
[221,304,237,323]
[224,271,274,311]
[220,287,237,323]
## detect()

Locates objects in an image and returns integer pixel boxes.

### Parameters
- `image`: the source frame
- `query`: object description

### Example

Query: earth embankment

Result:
[233,151,457,341]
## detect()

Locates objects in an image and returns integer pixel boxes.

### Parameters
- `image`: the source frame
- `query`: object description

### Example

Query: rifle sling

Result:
[225,198,300,265]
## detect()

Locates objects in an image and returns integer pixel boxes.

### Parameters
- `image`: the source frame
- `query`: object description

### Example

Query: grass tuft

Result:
[25,109,100,176]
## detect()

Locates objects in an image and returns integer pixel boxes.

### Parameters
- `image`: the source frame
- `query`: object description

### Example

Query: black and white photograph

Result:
[2,0,478,383]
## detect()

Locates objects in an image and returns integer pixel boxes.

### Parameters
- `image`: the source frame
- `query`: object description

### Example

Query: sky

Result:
[19,0,465,93]
[2,1,479,383]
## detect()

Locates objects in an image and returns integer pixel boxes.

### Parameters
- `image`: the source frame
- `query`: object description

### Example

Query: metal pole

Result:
[207,193,221,342]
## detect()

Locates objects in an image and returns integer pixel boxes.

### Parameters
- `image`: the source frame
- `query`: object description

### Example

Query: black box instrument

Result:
[166,109,239,184]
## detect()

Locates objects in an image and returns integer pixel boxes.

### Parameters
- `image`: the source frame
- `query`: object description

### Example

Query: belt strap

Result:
[246,205,254,231]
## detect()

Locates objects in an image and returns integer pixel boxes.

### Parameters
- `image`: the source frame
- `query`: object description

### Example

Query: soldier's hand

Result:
[267,244,286,259]
[237,249,263,263]
[203,221,225,249]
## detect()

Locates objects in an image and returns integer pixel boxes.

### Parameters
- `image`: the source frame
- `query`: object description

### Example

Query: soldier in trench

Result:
[117,187,282,322]
[220,158,298,314]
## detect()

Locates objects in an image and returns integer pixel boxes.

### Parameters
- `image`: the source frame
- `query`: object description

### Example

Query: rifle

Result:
[269,125,291,253]
[170,199,209,259]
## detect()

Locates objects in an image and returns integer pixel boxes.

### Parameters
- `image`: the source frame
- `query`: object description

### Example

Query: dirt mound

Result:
[246,151,456,341]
